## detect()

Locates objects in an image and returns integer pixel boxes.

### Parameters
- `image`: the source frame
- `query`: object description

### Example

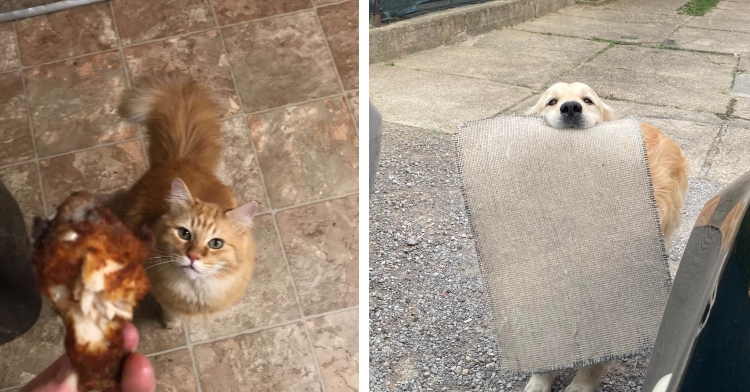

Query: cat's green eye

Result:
[208,238,224,249]
[176,227,191,240]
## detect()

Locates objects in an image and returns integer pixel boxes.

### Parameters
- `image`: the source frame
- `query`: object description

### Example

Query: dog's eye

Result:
[583,97,594,105]
[547,99,557,106]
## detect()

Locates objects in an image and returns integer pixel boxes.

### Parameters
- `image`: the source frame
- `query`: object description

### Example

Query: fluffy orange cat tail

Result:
[120,75,222,171]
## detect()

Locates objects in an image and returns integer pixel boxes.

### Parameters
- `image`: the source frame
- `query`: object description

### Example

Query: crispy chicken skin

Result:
[31,192,151,391]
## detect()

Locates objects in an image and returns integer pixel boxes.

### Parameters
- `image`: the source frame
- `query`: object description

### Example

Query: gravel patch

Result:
[369,123,725,392]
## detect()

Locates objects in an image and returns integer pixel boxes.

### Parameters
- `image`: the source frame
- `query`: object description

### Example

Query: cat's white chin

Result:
[183,266,204,280]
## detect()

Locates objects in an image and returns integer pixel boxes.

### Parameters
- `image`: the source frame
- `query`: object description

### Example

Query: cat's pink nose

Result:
[187,253,200,263]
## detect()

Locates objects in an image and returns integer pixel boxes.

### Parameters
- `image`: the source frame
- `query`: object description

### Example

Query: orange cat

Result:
[120,75,258,328]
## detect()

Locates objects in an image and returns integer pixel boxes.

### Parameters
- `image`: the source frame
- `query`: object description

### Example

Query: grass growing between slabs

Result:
[678,0,721,16]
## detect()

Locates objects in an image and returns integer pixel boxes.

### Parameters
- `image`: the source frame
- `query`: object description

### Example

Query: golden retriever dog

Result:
[523,82,689,392]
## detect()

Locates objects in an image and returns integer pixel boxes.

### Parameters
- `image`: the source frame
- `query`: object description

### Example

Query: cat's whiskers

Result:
[152,263,176,275]
[216,265,252,281]
[145,260,176,270]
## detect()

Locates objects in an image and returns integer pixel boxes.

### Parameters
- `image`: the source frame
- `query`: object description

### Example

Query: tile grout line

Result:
[178,3,224,389]
[144,344,189,358]
[311,1,361,135]
[0,89,353,172]
[182,323,204,392]
[0,136,143,170]
[312,0,351,8]
[187,305,359,347]
[0,7,329,76]
[206,0,272,211]
[245,92,351,117]
[11,20,48,217]
[107,1,147,162]
[345,93,360,135]
[270,211,330,392]
[264,191,360,215]
[312,5,346,95]
[211,3,336,388]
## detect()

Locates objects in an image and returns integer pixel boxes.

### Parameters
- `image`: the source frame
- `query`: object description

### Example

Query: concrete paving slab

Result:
[717,0,750,12]
[556,4,690,25]
[740,54,750,72]
[369,0,577,64]
[593,0,690,14]
[732,96,750,120]
[501,92,542,114]
[705,119,750,183]
[563,45,736,113]
[394,30,607,90]
[686,8,750,34]
[732,73,750,97]
[667,27,750,54]
[605,100,721,121]
[513,10,680,43]
[370,64,533,132]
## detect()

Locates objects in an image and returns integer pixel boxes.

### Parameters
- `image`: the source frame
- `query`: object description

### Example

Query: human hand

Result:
[20,322,156,392]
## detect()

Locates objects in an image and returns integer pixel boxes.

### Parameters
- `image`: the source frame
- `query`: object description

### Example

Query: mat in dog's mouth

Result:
[455,115,670,374]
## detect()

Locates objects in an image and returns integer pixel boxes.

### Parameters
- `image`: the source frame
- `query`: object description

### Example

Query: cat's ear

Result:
[168,178,194,208]
[226,201,259,231]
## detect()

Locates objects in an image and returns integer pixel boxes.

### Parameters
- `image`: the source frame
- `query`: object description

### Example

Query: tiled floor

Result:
[0,0,358,391]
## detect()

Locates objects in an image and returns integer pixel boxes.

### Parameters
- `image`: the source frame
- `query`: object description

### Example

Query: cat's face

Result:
[152,178,258,280]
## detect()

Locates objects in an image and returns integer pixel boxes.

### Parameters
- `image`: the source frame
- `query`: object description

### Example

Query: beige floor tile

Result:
[317,0,358,91]
[215,117,268,212]
[0,71,33,166]
[112,0,215,46]
[276,195,358,315]
[149,349,198,392]
[222,11,340,112]
[124,31,241,118]
[193,323,323,391]
[132,295,187,355]
[249,97,358,208]
[211,0,312,25]
[24,52,136,157]
[307,309,358,391]
[15,2,117,66]
[38,140,147,213]
[0,23,19,72]
[346,91,359,128]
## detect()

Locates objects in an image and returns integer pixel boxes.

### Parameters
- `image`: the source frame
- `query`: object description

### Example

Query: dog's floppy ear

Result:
[525,95,546,116]
[600,101,618,122]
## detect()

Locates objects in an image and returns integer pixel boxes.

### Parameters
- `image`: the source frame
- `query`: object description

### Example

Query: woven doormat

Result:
[455,115,671,374]
[0,0,105,22]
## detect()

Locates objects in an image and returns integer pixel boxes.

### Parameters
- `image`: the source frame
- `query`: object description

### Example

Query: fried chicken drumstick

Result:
[31,192,151,391]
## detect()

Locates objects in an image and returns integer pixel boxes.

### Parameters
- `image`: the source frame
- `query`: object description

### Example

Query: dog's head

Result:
[526,82,616,129]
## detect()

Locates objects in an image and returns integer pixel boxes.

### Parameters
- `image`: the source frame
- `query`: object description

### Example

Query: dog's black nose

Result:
[560,101,582,117]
